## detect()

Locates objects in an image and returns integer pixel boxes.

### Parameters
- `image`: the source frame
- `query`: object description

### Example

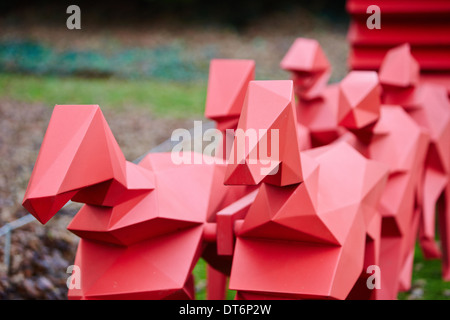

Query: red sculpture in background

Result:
[280,37,342,148]
[378,44,450,283]
[22,36,450,299]
[346,0,450,93]
[204,59,255,132]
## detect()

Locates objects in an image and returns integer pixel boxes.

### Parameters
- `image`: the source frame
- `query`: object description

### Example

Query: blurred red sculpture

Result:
[204,59,255,132]
[346,0,450,93]
[280,37,342,148]
[379,44,450,282]
[22,35,450,300]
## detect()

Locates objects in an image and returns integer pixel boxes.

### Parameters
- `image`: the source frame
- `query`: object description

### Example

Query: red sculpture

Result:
[22,36,450,300]
[280,37,342,148]
[346,0,450,93]
[280,37,331,101]
[230,141,388,299]
[379,44,450,282]
[204,59,255,132]
[224,80,302,186]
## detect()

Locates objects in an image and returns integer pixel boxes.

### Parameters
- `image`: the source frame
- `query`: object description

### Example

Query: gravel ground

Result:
[0,99,196,299]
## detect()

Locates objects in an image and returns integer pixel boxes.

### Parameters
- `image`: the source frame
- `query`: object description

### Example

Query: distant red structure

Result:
[346,0,450,94]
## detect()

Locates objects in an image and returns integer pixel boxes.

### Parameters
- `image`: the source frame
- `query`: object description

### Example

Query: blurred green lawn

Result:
[397,243,450,300]
[1,72,449,300]
[0,73,207,117]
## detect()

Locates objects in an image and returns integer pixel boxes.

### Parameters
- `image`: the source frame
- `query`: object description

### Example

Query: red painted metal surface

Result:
[346,0,450,16]
[22,36,450,300]
[346,0,450,94]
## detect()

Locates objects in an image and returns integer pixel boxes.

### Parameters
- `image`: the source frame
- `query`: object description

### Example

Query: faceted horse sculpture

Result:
[21,37,450,300]
[22,81,388,300]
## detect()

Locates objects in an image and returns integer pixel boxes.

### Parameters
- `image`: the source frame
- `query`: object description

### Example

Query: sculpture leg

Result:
[398,207,421,292]
[439,185,450,280]
[378,236,403,299]
[419,168,446,259]
[207,265,227,300]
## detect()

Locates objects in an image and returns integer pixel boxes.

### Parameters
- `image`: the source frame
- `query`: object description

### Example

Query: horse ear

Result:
[22,105,127,224]
[224,80,302,187]
[58,106,127,194]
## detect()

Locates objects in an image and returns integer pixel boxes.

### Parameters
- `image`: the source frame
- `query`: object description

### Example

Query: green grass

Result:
[0,73,207,117]
[398,243,450,300]
[192,258,236,300]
